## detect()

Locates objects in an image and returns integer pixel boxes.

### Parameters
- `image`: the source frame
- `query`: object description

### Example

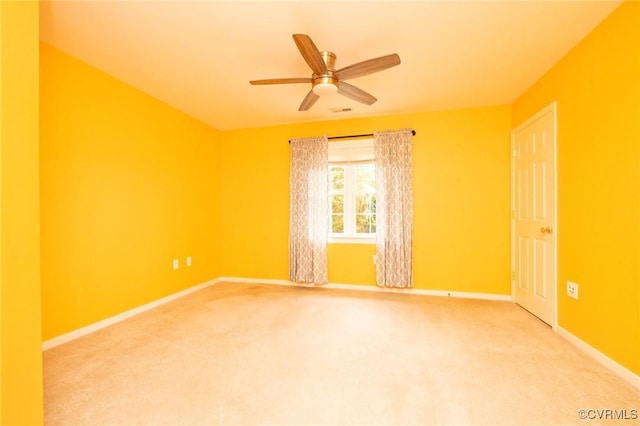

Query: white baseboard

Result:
[217,276,512,302]
[556,326,640,390]
[42,278,221,351]
[217,276,295,287]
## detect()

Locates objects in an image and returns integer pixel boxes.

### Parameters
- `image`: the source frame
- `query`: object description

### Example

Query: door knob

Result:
[540,226,552,234]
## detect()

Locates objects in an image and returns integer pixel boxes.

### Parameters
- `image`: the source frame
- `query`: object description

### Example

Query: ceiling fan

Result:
[250,34,401,111]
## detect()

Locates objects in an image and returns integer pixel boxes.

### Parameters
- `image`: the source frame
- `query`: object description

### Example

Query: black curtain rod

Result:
[289,129,416,144]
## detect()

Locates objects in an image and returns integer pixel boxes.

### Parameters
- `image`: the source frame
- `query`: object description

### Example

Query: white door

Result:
[512,103,556,326]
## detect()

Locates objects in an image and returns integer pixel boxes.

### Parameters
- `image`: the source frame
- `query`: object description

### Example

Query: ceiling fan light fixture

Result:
[312,75,338,96]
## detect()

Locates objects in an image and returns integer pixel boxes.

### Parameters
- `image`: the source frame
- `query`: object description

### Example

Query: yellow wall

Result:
[6,0,633,419]
[40,44,221,340]
[0,1,44,424]
[220,106,512,295]
[512,2,639,374]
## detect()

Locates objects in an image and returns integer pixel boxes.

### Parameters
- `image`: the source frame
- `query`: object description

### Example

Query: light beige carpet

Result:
[44,282,639,425]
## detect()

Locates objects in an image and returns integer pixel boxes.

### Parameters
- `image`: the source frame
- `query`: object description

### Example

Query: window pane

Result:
[355,166,375,193]
[330,194,344,214]
[356,214,367,233]
[329,167,344,191]
[331,214,344,233]
[356,214,376,234]
[356,194,376,214]
[327,162,376,238]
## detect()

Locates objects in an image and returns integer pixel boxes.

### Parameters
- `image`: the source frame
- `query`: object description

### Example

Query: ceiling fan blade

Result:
[250,78,312,85]
[293,34,327,76]
[337,82,377,105]
[299,90,320,111]
[335,53,401,81]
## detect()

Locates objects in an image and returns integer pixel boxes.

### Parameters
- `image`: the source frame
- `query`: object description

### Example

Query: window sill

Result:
[328,237,376,245]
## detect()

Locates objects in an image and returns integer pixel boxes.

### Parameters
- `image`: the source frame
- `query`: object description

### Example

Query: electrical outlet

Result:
[567,281,579,300]
[172,259,179,270]
[372,254,376,265]
[186,256,192,267]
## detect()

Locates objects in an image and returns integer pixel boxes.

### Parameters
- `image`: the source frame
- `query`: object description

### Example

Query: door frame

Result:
[510,101,558,331]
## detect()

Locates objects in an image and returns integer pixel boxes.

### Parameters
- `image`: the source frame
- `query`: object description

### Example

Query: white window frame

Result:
[328,140,376,244]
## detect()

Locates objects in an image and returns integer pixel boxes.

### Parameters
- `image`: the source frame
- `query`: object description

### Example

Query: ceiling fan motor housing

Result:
[312,51,339,95]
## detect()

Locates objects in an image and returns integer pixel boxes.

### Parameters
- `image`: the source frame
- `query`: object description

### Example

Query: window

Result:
[328,140,375,242]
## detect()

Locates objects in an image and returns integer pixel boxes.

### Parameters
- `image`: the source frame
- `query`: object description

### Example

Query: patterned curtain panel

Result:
[374,129,414,288]
[289,136,329,284]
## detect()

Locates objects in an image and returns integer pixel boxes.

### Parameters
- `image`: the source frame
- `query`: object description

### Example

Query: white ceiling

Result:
[40,0,622,131]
